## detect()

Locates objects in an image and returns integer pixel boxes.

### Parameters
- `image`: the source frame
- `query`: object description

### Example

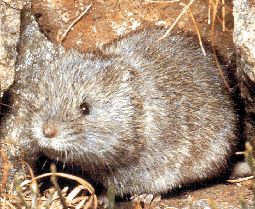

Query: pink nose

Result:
[42,121,58,138]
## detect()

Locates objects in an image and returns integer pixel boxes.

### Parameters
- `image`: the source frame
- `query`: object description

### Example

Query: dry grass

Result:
[58,3,92,45]
[149,0,231,91]
[0,156,97,209]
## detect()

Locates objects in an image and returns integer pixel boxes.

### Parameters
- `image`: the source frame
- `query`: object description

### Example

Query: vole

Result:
[1,9,238,203]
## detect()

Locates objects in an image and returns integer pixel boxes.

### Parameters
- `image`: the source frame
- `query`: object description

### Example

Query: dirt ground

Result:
[15,0,253,208]
[32,0,234,55]
[116,182,254,208]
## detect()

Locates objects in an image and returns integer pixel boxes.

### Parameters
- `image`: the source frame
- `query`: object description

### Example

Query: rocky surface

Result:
[233,0,255,148]
[0,0,30,96]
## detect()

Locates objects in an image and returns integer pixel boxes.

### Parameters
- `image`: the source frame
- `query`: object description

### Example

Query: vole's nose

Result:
[42,120,59,138]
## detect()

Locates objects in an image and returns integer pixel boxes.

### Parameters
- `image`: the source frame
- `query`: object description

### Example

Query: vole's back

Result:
[2,28,237,197]
[101,29,237,194]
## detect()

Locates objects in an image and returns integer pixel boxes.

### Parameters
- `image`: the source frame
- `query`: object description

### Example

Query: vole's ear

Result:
[230,161,252,179]
[18,4,55,63]
[16,3,66,82]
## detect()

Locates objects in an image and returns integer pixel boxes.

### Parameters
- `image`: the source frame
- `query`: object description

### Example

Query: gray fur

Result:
[2,28,237,196]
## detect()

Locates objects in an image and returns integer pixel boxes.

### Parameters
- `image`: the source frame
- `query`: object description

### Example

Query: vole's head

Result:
[19,50,142,170]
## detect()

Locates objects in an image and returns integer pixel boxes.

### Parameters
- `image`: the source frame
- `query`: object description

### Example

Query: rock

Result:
[0,0,30,96]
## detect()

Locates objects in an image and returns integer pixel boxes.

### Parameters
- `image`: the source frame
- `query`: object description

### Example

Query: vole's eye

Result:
[79,102,90,115]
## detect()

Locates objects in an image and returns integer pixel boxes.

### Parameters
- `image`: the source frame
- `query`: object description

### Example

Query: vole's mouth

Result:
[38,137,72,152]
[40,145,73,162]
[32,119,77,152]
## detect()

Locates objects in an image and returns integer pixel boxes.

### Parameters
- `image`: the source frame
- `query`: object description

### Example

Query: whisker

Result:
[42,160,48,169]
[0,102,13,109]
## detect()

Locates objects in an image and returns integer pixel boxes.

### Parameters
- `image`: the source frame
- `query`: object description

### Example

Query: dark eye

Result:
[79,102,90,115]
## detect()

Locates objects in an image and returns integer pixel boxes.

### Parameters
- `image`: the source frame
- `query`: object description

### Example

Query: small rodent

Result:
[1,19,238,199]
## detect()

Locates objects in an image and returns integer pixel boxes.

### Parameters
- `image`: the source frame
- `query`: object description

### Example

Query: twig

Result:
[33,173,95,196]
[44,189,55,209]
[188,7,206,56]
[157,0,195,41]
[22,161,39,209]
[0,149,11,195]
[210,0,230,91]
[227,176,254,183]
[50,164,68,209]
[223,4,233,12]
[145,0,180,3]
[59,4,92,45]
[211,0,219,37]
[235,151,245,155]
[15,177,30,208]
[221,0,225,31]
[22,171,98,208]
[212,48,230,90]
[208,0,212,24]
[215,15,230,32]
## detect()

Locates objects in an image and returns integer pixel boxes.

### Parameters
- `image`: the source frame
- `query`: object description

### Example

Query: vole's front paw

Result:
[131,193,161,204]
[98,194,109,209]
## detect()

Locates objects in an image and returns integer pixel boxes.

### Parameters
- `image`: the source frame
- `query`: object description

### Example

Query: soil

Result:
[31,0,234,56]
[27,0,253,208]
[116,181,254,208]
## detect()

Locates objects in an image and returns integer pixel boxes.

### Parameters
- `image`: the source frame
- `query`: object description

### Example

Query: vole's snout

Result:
[42,119,59,139]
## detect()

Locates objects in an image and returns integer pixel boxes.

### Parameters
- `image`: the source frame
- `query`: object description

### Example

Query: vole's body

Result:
[2,28,237,196]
